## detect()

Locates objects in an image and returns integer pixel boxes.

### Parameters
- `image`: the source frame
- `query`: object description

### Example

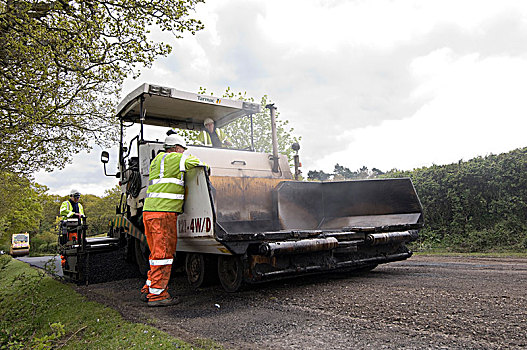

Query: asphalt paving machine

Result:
[57,216,137,284]
[63,83,424,290]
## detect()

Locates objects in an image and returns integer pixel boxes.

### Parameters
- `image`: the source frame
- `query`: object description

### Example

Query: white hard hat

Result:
[70,189,81,197]
[164,134,187,149]
[204,118,214,126]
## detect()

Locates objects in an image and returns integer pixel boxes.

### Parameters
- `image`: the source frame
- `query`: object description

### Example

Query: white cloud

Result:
[316,52,527,172]
[33,0,527,193]
[260,0,527,50]
[34,147,119,197]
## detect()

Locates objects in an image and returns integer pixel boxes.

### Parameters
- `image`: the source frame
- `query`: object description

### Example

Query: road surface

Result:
[72,255,527,349]
[17,255,62,276]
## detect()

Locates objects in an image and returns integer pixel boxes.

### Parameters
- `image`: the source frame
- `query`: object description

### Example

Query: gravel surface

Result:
[75,255,527,349]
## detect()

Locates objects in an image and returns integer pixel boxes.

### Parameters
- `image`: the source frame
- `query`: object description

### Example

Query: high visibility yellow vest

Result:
[196,129,231,146]
[60,200,85,219]
[143,152,205,213]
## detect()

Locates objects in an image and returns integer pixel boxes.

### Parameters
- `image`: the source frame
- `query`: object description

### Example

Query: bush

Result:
[384,147,527,253]
[0,254,11,269]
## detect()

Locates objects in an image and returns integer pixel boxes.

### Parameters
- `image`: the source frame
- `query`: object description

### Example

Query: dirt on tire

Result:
[75,255,527,349]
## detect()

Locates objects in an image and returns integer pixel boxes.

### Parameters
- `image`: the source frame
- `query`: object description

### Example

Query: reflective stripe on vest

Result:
[146,192,184,200]
[180,154,188,173]
[144,151,204,212]
[149,178,184,186]
[148,153,185,189]
[145,152,186,212]
[61,200,84,218]
[159,153,168,179]
[149,287,164,295]
[149,258,173,266]
[202,131,212,146]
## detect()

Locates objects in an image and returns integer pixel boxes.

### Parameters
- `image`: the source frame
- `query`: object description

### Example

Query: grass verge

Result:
[0,255,223,349]
[413,250,527,258]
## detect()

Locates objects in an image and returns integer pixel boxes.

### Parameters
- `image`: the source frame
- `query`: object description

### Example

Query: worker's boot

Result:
[147,296,180,307]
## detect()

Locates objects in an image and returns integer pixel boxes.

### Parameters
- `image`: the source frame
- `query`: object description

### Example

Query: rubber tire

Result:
[185,253,218,289]
[134,238,150,277]
[217,255,244,292]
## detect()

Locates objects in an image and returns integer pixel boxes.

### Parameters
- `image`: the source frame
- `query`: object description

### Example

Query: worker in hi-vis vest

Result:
[140,134,208,307]
[60,189,85,220]
[196,118,232,148]
[59,189,85,246]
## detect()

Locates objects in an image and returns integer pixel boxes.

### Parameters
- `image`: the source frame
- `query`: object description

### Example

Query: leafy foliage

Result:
[3,146,527,254]
[308,164,384,181]
[0,260,61,349]
[306,169,331,181]
[0,172,44,250]
[306,148,527,252]
[0,178,122,254]
[383,148,527,252]
[0,0,204,175]
[81,186,121,235]
[181,87,301,164]
[0,258,201,349]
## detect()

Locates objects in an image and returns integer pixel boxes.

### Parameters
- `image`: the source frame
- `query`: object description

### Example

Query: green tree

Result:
[309,164,383,181]
[38,193,63,235]
[371,167,385,176]
[0,0,204,175]
[26,186,122,252]
[307,170,331,181]
[0,173,44,250]
[333,163,353,179]
[383,147,527,252]
[181,87,301,164]
[82,186,121,235]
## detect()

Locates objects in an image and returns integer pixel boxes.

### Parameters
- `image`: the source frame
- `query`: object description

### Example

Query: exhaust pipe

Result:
[259,237,338,257]
[366,230,418,246]
[266,104,279,173]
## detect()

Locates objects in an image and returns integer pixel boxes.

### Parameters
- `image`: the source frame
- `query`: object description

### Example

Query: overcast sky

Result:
[35,0,527,196]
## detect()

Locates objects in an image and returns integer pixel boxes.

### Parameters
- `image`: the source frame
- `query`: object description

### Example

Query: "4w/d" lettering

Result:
[179,217,212,234]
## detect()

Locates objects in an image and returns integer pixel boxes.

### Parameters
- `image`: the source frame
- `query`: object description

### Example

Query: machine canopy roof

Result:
[116,83,261,130]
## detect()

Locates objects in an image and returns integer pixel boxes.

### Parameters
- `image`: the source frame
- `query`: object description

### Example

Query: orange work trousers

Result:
[141,211,178,301]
